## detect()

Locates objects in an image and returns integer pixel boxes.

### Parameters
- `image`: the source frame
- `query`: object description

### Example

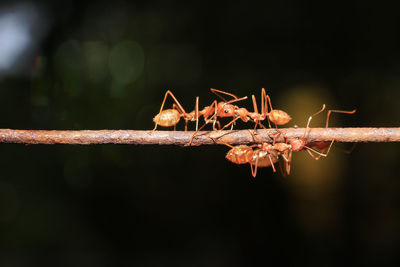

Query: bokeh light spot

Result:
[0,12,30,70]
[82,41,109,84]
[109,40,144,85]
[54,40,82,96]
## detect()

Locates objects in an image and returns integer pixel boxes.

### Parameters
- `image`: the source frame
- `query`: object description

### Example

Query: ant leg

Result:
[210,88,238,102]
[261,89,265,118]
[261,89,273,128]
[277,159,285,177]
[210,89,247,105]
[273,132,281,146]
[306,104,326,129]
[226,96,248,104]
[246,129,263,143]
[187,102,218,146]
[251,94,261,130]
[173,103,188,131]
[268,153,277,172]
[212,100,219,130]
[336,143,357,154]
[306,147,326,160]
[285,150,292,175]
[302,104,326,139]
[209,137,235,148]
[152,90,187,132]
[195,96,199,131]
[219,116,241,131]
[278,150,291,175]
[250,153,260,178]
[257,122,268,130]
[326,109,357,128]
[304,140,335,160]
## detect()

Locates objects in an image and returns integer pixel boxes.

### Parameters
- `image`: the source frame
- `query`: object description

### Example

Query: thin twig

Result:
[0,128,399,146]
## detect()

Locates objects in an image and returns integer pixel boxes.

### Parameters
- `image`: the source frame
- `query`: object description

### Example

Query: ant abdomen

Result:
[153,109,181,127]
[251,150,279,168]
[268,110,291,125]
[225,145,254,164]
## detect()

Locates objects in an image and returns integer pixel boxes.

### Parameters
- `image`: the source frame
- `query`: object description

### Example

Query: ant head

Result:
[289,138,305,152]
[217,102,236,117]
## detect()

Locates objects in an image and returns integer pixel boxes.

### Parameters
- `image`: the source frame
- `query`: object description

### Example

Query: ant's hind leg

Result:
[305,140,335,160]
[261,89,273,128]
[195,96,199,131]
[301,104,326,138]
[250,155,260,178]
[326,109,357,128]
[268,153,277,173]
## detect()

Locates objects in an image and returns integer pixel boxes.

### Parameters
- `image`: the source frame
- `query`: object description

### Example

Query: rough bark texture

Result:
[0,128,399,146]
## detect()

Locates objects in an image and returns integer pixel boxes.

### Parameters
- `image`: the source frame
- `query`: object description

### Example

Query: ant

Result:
[204,88,291,130]
[188,88,291,145]
[153,89,247,132]
[247,88,292,129]
[211,139,279,178]
[152,90,199,132]
[248,104,334,175]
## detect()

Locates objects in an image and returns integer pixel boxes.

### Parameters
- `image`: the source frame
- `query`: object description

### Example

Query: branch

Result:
[0,128,399,146]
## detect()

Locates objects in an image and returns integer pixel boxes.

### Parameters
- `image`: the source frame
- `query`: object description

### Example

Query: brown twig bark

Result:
[0,128,399,146]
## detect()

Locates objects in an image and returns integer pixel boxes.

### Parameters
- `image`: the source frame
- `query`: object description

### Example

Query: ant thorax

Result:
[272,143,291,152]
[236,108,250,122]
[261,143,273,150]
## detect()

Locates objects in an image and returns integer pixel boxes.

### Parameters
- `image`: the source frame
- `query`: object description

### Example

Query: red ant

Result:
[203,88,291,130]
[188,88,292,145]
[211,139,279,178]
[152,90,199,132]
[247,88,292,129]
[248,104,334,175]
[213,102,327,176]
[152,89,247,132]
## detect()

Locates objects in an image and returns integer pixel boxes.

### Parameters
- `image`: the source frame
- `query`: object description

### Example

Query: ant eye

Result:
[224,110,229,113]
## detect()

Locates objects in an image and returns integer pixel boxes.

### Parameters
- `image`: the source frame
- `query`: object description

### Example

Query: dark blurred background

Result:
[0,0,399,266]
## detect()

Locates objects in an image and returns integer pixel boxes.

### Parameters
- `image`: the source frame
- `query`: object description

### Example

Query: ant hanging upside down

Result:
[214,104,356,177]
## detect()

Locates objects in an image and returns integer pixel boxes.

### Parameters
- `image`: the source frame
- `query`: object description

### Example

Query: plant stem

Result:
[0,128,399,146]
